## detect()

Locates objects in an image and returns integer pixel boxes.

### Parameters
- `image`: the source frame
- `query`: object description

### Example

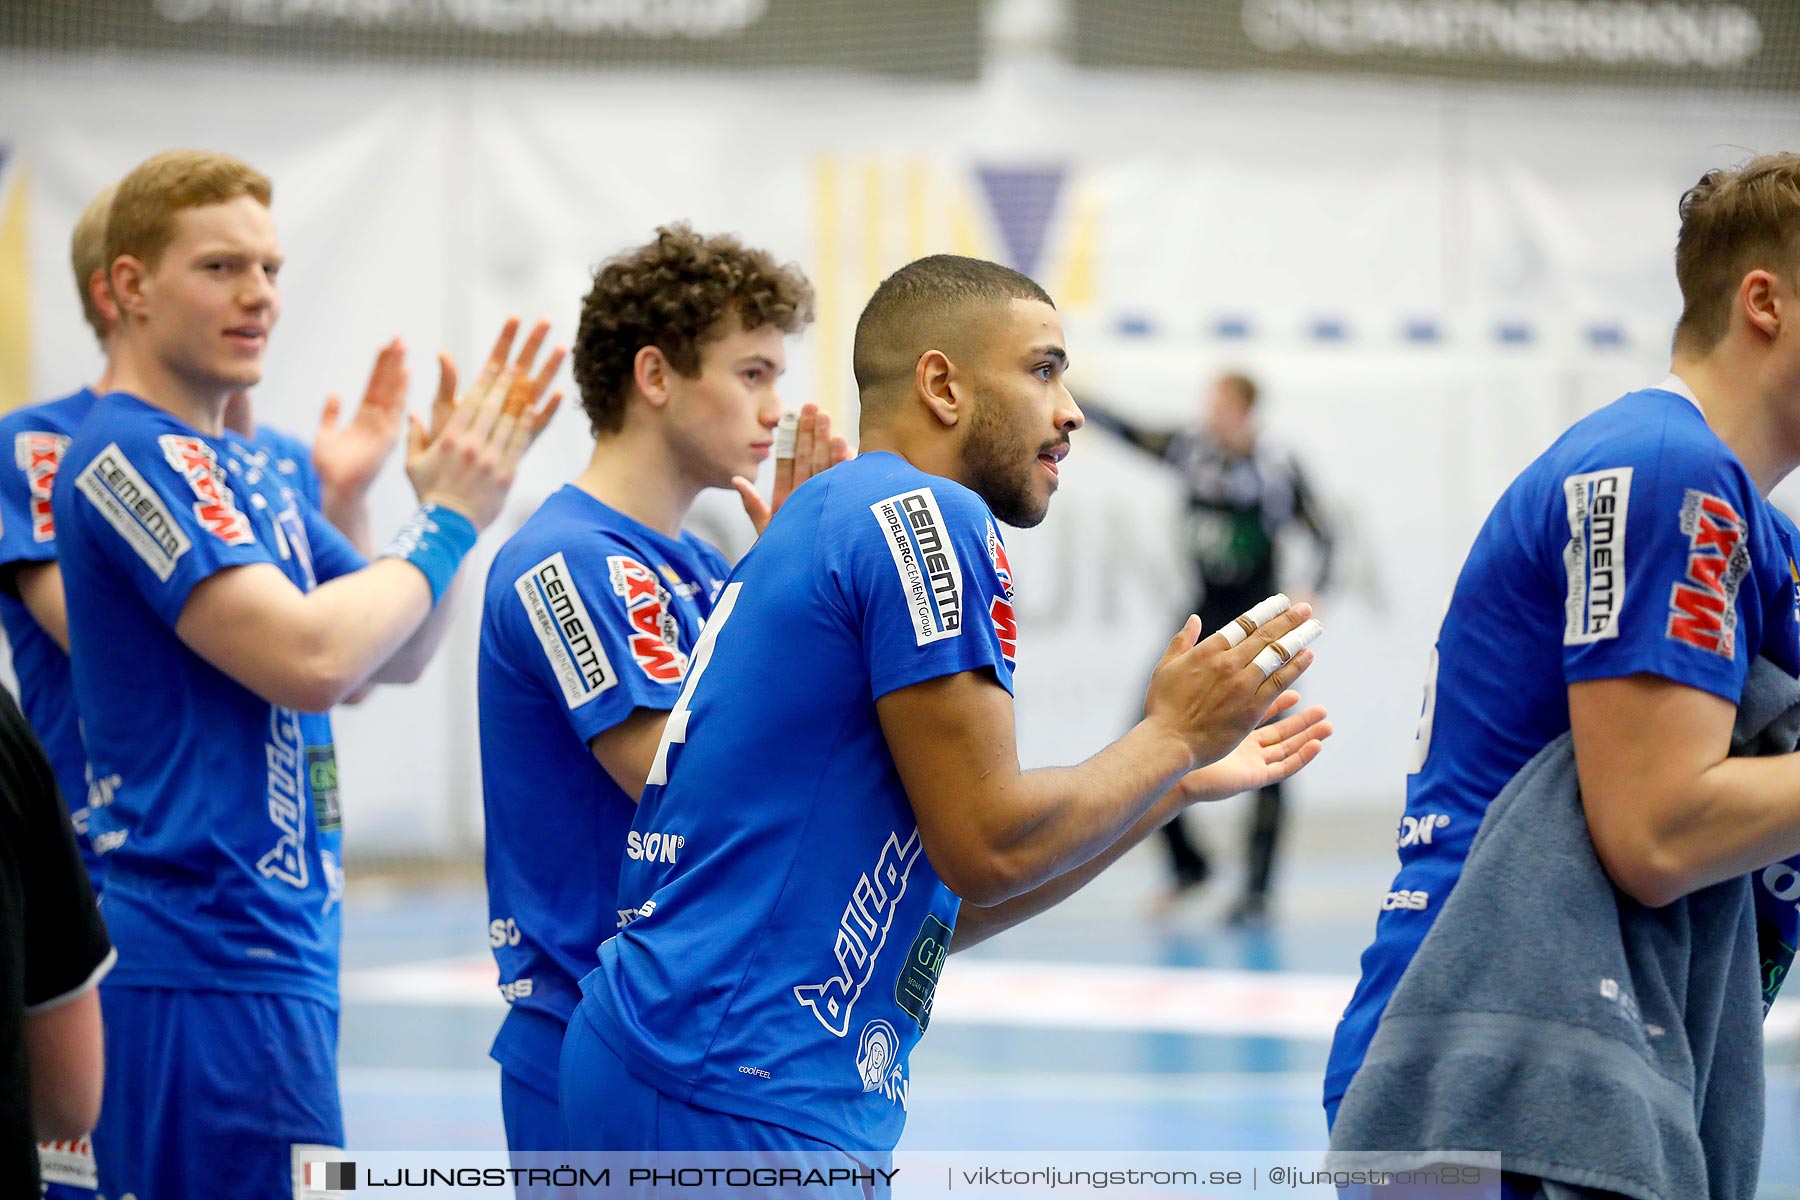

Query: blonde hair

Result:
[104,149,272,277]
[1674,152,1800,355]
[71,182,117,343]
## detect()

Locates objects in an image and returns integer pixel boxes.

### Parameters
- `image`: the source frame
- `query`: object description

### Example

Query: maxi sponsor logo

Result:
[15,431,69,541]
[987,520,1017,664]
[1668,489,1750,657]
[160,434,255,545]
[74,444,193,581]
[1562,467,1630,645]
[516,552,616,708]
[871,488,963,646]
[795,828,924,1036]
[608,555,689,683]
[257,706,309,889]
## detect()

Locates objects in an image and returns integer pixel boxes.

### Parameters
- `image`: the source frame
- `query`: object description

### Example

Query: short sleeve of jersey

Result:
[68,426,274,627]
[6,691,112,1012]
[300,502,367,584]
[1556,432,1764,703]
[839,480,1016,701]
[0,423,63,572]
[499,539,689,745]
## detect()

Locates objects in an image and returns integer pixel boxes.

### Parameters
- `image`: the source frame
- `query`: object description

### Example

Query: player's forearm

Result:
[320,484,378,559]
[1621,752,1800,905]
[279,560,434,708]
[964,722,1194,906]
[953,786,1183,951]
[371,570,462,685]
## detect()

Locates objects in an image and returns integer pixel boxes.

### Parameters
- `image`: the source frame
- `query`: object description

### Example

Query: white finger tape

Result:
[775,411,799,459]
[1218,593,1291,648]
[1253,618,1323,679]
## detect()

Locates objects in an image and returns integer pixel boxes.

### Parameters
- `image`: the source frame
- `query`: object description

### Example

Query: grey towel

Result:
[1329,659,1800,1200]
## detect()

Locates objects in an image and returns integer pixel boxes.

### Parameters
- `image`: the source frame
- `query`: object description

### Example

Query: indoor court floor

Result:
[335,810,1800,1196]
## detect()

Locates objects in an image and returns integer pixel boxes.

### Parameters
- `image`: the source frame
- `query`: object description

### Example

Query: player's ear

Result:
[1740,268,1781,341]
[109,255,148,320]
[915,349,961,429]
[633,345,672,411]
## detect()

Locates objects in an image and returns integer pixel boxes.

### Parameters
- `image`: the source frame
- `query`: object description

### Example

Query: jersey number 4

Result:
[647,582,744,788]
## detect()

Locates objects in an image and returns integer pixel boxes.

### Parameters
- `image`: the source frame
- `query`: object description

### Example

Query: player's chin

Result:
[212,361,265,393]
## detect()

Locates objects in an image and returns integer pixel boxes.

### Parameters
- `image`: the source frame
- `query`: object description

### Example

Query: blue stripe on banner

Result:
[1213,316,1252,339]
[1115,315,1154,338]
[1585,324,1626,347]
[1497,322,1534,345]
[1309,318,1347,342]
[1402,319,1441,343]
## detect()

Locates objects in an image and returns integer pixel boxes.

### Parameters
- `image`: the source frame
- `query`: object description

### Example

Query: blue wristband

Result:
[382,503,478,603]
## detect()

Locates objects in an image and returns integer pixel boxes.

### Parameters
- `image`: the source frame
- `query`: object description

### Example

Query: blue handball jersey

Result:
[0,387,99,882]
[248,422,323,512]
[1324,381,1800,1115]
[479,485,729,1095]
[575,451,1019,1152]
[52,392,368,1004]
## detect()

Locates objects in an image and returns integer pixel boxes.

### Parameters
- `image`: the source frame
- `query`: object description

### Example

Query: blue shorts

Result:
[495,1005,570,1155]
[560,1006,887,1198]
[94,984,342,1200]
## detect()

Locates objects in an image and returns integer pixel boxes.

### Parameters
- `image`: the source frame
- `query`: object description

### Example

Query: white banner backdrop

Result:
[2,52,1795,857]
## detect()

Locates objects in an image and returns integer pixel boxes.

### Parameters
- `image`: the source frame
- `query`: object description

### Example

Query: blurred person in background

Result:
[1085,372,1335,925]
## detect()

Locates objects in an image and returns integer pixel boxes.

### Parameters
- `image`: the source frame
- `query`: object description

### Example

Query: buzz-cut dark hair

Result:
[851,255,1053,410]
[572,223,814,437]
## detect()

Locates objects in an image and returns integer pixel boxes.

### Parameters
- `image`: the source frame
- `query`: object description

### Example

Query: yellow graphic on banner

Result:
[0,157,29,415]
[809,155,1099,421]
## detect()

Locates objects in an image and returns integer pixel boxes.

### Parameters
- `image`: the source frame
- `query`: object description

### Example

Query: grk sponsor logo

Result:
[1562,467,1630,645]
[1397,813,1450,848]
[1382,889,1430,912]
[256,706,309,888]
[159,434,254,545]
[15,431,69,541]
[871,488,963,646]
[795,828,924,1036]
[626,829,684,863]
[855,1018,907,1110]
[608,555,689,683]
[74,444,192,581]
[516,552,616,708]
[1668,489,1750,657]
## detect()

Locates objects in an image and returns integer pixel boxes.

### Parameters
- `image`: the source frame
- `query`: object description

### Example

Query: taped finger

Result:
[1253,618,1323,680]
[775,411,799,460]
[1216,593,1291,649]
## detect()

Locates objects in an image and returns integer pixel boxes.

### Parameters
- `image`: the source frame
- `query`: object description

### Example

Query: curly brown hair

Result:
[573,224,815,436]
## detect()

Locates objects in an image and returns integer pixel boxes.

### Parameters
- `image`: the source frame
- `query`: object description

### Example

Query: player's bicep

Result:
[588,707,671,803]
[876,667,1020,899]
[1569,673,1734,903]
